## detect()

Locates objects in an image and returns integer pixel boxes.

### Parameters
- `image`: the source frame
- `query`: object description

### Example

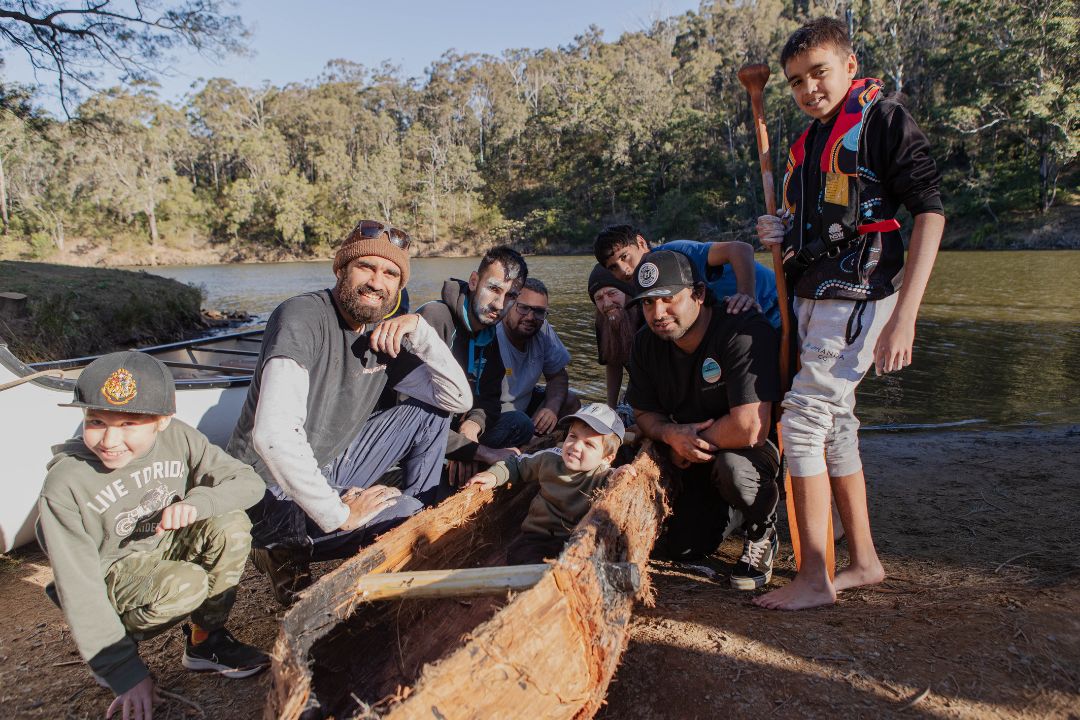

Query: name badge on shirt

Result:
[824,172,849,206]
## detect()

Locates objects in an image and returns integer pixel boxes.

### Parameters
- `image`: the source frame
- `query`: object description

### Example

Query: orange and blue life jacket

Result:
[781,78,904,300]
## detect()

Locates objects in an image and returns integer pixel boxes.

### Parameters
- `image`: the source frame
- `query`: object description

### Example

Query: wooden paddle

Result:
[737,63,834,576]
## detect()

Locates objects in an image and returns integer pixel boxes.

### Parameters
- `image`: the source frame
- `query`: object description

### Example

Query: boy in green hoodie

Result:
[36,351,269,720]
[468,403,635,564]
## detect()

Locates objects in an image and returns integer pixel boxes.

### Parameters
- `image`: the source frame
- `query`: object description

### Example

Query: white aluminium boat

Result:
[0,329,262,552]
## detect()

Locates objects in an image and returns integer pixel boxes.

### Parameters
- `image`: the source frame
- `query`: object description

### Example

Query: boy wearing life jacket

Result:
[754,17,945,610]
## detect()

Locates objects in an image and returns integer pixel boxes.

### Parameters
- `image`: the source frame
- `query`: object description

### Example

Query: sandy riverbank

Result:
[1,425,1077,719]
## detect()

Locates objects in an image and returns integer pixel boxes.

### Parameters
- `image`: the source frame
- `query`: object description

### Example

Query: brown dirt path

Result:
[2,425,1078,719]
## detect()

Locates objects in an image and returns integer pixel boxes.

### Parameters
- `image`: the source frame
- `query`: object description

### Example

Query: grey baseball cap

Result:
[60,351,176,415]
[627,249,699,306]
[558,402,625,443]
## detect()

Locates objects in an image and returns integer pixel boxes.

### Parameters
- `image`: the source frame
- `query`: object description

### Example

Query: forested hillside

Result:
[0,0,1074,261]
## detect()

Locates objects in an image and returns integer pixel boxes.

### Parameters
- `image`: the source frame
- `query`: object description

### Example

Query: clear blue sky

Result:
[3,0,701,113]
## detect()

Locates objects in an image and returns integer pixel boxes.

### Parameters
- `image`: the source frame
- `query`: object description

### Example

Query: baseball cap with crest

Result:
[59,351,176,415]
[627,249,699,306]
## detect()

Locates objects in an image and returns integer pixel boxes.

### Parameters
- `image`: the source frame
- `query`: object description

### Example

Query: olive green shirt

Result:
[36,419,263,694]
[489,448,611,539]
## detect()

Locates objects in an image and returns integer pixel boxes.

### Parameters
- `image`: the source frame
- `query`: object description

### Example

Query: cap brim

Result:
[626,284,693,307]
[57,400,165,415]
[557,413,624,442]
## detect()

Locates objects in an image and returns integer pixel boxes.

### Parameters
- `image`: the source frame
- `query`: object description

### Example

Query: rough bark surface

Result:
[268,441,669,720]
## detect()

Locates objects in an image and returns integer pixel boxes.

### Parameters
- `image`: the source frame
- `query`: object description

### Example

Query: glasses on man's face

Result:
[354,220,411,250]
[514,303,548,319]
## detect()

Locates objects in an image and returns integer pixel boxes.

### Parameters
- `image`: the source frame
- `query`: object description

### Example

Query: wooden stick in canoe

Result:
[737,62,835,576]
[352,562,640,602]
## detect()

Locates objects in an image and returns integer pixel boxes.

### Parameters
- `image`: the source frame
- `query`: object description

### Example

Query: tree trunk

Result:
[147,204,159,246]
[430,156,438,243]
[1039,140,1058,214]
[0,152,8,234]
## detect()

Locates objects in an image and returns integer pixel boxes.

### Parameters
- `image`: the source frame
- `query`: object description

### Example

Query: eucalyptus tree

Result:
[75,87,191,251]
[935,0,1078,214]
[0,0,247,114]
[1,112,77,250]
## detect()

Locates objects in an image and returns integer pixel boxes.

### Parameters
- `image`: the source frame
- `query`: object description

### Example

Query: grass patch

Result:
[0,262,204,362]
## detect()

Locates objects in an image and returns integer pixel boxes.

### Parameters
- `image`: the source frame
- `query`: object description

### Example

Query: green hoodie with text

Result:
[35,419,263,694]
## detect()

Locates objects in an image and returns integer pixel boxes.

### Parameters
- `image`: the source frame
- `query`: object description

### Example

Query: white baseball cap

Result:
[558,403,625,443]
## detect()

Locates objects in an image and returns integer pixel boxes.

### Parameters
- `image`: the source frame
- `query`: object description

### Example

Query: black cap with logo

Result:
[627,249,699,306]
[59,351,176,416]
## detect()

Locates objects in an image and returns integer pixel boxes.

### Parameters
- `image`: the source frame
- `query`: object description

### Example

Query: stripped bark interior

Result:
[268,441,670,720]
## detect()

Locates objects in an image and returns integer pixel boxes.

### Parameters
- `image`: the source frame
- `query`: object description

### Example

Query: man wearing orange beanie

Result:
[228,220,472,606]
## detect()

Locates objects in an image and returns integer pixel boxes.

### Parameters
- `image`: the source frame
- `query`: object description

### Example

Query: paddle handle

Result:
[738,63,835,576]
[737,63,791,386]
[0,369,64,393]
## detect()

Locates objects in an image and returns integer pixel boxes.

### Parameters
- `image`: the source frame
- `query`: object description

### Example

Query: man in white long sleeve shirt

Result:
[227,220,472,605]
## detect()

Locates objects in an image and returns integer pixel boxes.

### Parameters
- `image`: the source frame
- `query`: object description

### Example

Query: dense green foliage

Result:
[0,0,1075,258]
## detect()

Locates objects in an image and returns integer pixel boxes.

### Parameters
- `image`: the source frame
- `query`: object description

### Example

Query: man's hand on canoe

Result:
[447,460,480,489]
[339,485,402,531]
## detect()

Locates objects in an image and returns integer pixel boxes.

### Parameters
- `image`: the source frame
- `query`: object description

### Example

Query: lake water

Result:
[146,251,1080,432]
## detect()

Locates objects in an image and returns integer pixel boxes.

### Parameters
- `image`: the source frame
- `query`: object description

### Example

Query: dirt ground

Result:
[2,425,1078,720]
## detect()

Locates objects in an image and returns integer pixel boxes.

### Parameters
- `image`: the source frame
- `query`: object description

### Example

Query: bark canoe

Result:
[267,441,670,720]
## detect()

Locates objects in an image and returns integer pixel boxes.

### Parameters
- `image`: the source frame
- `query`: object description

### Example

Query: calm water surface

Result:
[147,251,1080,432]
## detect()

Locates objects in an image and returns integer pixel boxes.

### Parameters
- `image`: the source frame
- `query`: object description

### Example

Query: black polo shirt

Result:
[626,308,780,424]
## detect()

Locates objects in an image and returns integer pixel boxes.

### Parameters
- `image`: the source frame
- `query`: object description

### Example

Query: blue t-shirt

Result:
[496,321,572,413]
[658,240,781,329]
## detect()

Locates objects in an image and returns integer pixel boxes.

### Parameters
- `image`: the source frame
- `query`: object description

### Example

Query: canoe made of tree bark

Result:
[267,441,670,720]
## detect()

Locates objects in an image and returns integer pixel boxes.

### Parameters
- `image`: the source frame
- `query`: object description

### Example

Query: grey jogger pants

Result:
[781,294,897,478]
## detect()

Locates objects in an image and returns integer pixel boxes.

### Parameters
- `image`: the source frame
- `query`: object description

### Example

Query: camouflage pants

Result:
[103,510,251,639]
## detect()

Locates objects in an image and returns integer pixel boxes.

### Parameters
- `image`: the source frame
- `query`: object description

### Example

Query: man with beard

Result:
[588,264,642,410]
[492,278,580,442]
[626,250,783,589]
[228,220,472,606]
[410,246,529,487]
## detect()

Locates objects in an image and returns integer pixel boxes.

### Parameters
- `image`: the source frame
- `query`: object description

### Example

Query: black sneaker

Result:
[729,526,778,590]
[251,546,312,607]
[182,625,270,678]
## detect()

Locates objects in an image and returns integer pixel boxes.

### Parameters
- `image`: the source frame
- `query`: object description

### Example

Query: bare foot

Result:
[833,561,885,592]
[753,575,836,610]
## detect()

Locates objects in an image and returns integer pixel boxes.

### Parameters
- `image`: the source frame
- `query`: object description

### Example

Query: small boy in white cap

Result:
[468,403,636,564]
[36,351,269,720]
